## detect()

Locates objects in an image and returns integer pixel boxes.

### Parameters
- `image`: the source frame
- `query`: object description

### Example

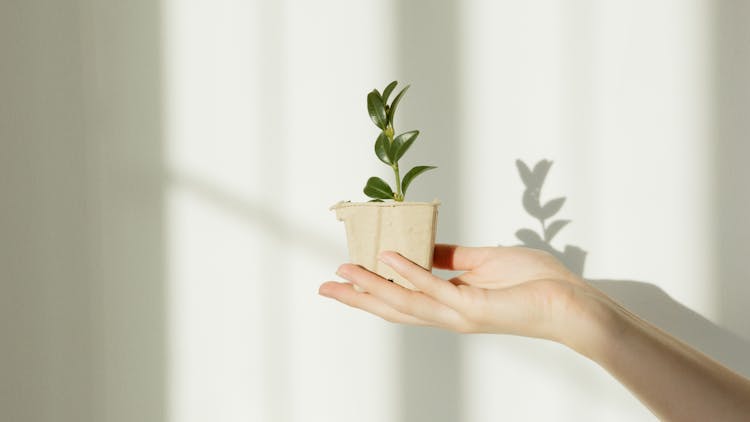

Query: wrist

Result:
[558,283,628,362]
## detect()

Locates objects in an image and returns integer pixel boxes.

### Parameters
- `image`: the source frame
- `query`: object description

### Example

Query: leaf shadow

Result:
[513,159,750,377]
[513,159,586,276]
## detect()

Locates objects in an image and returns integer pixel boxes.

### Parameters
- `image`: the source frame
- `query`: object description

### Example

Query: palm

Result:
[320,243,586,338]
[440,245,580,290]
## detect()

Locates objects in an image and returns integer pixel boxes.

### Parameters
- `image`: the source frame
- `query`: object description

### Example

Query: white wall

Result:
[2,0,749,421]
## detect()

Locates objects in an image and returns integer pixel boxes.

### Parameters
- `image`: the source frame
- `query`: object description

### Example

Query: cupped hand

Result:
[319,244,601,344]
[321,245,750,421]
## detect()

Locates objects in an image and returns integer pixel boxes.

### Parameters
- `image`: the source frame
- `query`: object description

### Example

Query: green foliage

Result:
[374,132,391,165]
[402,165,436,195]
[364,177,395,200]
[382,81,398,104]
[367,90,388,130]
[362,81,436,202]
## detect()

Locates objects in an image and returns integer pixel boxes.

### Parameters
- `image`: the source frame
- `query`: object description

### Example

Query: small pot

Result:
[331,200,440,289]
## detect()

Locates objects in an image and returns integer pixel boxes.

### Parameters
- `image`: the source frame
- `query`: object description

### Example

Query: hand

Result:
[320,244,750,421]
[319,244,603,345]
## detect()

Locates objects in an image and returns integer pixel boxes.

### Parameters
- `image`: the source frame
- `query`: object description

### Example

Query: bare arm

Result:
[319,245,750,421]
[583,296,750,421]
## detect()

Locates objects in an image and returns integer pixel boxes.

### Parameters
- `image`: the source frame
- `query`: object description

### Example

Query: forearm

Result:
[565,288,750,421]
[323,246,750,420]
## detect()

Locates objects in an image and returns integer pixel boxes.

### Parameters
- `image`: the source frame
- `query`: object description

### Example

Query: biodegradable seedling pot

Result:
[335,80,440,288]
[331,200,439,289]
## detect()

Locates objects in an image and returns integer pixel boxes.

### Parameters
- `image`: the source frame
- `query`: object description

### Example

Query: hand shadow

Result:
[588,279,750,377]
[514,159,750,378]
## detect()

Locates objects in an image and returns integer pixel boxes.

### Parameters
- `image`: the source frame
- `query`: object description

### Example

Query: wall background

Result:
[2,0,749,421]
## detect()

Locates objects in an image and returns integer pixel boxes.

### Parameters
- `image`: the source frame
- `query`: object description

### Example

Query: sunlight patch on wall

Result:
[162,0,400,421]
[458,0,716,421]
[459,0,716,316]
[163,0,267,420]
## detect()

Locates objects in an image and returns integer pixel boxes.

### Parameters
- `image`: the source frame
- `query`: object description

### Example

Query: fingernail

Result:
[336,267,351,280]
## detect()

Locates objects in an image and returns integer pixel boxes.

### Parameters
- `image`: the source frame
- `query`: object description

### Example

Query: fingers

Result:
[335,263,464,328]
[433,244,492,271]
[378,251,465,312]
[318,281,429,326]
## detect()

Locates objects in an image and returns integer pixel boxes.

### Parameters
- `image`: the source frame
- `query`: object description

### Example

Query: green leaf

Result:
[390,130,419,163]
[539,197,565,220]
[544,219,570,242]
[374,132,392,165]
[363,176,394,200]
[516,160,533,187]
[368,199,384,202]
[367,90,387,130]
[401,165,436,194]
[382,81,398,104]
[387,85,410,124]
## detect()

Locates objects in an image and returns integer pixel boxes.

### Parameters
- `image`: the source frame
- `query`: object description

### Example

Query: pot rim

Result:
[330,199,440,211]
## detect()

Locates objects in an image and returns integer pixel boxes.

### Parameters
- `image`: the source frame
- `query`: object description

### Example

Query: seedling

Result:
[363,81,436,202]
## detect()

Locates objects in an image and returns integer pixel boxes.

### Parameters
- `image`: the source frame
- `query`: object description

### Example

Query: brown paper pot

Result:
[331,200,440,289]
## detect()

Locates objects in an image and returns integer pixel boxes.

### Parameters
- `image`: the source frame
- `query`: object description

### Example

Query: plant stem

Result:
[393,163,403,201]
[385,123,404,201]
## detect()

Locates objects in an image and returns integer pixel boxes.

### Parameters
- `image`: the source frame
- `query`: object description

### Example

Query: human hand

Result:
[319,244,607,347]
[320,245,750,421]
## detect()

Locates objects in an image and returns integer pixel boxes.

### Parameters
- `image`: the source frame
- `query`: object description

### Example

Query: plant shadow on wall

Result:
[514,160,750,378]
[514,160,586,276]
